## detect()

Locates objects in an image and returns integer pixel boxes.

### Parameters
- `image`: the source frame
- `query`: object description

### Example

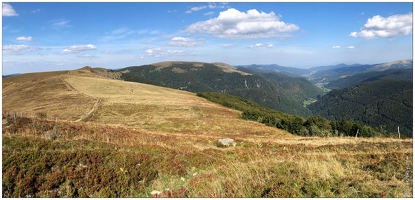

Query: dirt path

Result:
[75,98,102,122]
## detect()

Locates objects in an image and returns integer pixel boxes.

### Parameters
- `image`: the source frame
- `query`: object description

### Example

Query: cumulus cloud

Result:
[204,11,214,16]
[60,44,97,54]
[3,3,18,16]
[184,8,299,39]
[346,46,355,49]
[350,13,412,39]
[267,44,274,48]
[16,36,33,42]
[332,46,341,49]
[3,44,39,55]
[168,37,203,47]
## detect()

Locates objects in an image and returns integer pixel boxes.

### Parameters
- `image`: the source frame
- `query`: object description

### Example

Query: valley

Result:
[2,61,413,197]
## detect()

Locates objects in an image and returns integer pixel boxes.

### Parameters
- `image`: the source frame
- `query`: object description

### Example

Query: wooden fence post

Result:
[398,126,400,139]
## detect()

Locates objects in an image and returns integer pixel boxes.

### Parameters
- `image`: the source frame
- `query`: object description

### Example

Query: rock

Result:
[150,190,162,196]
[217,138,236,147]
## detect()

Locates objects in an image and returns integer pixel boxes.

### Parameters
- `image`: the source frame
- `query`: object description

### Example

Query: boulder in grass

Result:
[150,190,162,197]
[217,138,236,147]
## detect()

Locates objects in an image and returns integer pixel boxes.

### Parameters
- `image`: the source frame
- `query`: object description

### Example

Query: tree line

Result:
[197,92,399,138]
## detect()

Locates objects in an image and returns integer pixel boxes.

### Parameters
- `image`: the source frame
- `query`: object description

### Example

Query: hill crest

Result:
[150,61,251,75]
[3,68,291,138]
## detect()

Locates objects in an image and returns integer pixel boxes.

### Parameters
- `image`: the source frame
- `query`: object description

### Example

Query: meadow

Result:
[2,67,413,197]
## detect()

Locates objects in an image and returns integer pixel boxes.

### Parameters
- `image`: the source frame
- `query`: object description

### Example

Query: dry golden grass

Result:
[2,70,96,121]
[60,69,292,139]
[2,67,413,198]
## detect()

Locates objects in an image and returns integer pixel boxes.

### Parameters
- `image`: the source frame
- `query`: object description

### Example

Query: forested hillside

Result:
[197,92,382,138]
[326,69,413,89]
[308,79,413,137]
[237,67,324,103]
[115,62,317,117]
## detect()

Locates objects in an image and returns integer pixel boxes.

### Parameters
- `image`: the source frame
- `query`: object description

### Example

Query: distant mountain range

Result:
[237,59,413,86]
[109,61,322,117]
[325,68,413,89]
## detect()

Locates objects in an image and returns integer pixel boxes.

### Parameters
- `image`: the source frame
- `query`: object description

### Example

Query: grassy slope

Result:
[2,70,97,121]
[2,68,413,197]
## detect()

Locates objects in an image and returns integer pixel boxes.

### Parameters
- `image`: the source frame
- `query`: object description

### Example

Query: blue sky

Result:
[2,2,413,74]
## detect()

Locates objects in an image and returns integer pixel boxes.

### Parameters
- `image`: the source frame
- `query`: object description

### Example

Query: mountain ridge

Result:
[110,61,318,117]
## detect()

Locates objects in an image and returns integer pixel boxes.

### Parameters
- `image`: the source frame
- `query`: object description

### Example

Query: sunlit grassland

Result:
[3,116,412,197]
[2,71,96,121]
[2,68,413,197]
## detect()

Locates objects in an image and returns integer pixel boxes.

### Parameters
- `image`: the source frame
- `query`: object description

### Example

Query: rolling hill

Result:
[110,61,318,117]
[237,60,413,88]
[325,68,413,89]
[3,66,289,137]
[2,66,413,198]
[306,60,413,86]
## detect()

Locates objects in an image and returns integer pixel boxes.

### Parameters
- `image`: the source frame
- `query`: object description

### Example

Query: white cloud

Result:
[31,9,40,13]
[222,43,237,47]
[51,19,71,29]
[60,44,97,54]
[208,3,227,9]
[185,8,299,39]
[346,46,355,49]
[78,54,97,58]
[3,44,39,55]
[249,43,264,48]
[145,47,194,57]
[191,6,206,11]
[208,3,216,9]
[53,20,70,26]
[101,49,133,54]
[16,36,33,42]
[350,13,412,39]
[168,37,203,47]
[3,3,18,17]
[267,44,274,48]
[186,5,207,13]
[332,46,341,49]
[204,11,214,16]
[101,27,137,42]
[111,27,131,35]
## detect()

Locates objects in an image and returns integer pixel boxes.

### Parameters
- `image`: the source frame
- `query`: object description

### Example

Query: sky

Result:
[2,2,413,75]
